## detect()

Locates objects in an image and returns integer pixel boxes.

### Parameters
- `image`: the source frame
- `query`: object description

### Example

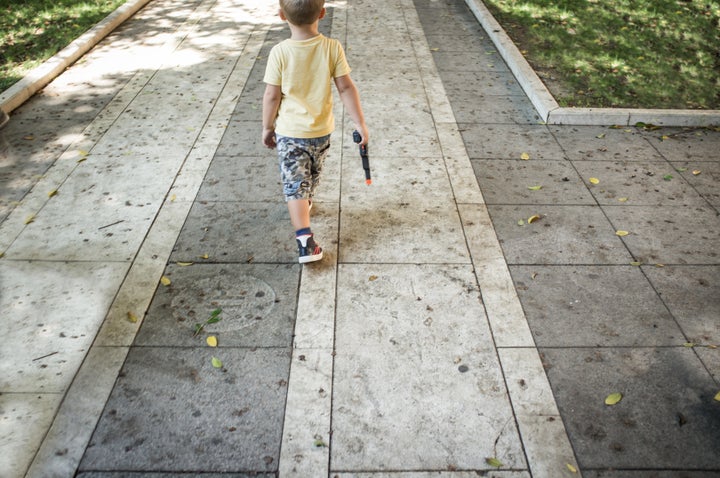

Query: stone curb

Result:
[464,0,720,127]
[0,0,153,115]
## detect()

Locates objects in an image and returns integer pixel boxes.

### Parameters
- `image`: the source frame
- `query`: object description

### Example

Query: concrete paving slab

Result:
[462,124,567,160]
[472,159,596,205]
[25,346,129,477]
[442,70,525,98]
[451,94,541,125]
[432,48,510,73]
[642,266,720,344]
[549,126,664,162]
[487,205,633,264]
[197,154,281,203]
[572,160,708,206]
[603,205,720,264]
[641,127,720,162]
[0,393,61,478]
[583,472,720,478]
[510,265,684,347]
[332,263,525,471]
[541,347,720,470]
[0,260,129,393]
[79,347,290,474]
[334,473,530,478]
[134,263,299,348]
[78,474,272,478]
[670,160,720,208]
[339,197,469,264]
[169,200,295,263]
[278,348,334,477]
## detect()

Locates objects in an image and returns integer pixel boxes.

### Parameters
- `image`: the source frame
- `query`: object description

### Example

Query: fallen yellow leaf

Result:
[605,392,623,405]
[24,214,35,225]
[589,177,600,185]
[211,356,223,368]
[566,463,578,473]
[200,253,209,260]
[520,152,530,160]
[715,391,720,402]
[615,230,630,236]
[170,194,177,202]
[176,262,194,266]
[617,197,629,202]
[692,170,701,175]
[485,457,503,468]
[369,275,378,281]
[48,189,58,198]
[206,336,218,347]
[160,276,171,286]
[528,185,543,191]
[630,261,642,266]
[528,214,541,224]
[127,311,138,323]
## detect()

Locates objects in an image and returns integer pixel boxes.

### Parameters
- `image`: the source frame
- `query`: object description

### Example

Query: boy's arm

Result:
[334,74,368,145]
[262,84,282,149]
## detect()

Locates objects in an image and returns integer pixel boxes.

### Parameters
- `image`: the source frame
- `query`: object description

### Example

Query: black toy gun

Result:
[352,130,371,185]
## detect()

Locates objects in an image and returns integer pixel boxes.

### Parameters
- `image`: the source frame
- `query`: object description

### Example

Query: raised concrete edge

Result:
[464,0,720,127]
[0,0,153,114]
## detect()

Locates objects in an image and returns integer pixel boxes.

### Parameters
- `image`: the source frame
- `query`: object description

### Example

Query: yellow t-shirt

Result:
[263,34,351,138]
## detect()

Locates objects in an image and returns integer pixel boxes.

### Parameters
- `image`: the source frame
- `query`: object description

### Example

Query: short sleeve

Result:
[263,45,282,85]
[331,40,351,78]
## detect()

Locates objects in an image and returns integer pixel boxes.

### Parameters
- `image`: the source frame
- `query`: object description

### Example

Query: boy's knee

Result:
[284,179,312,201]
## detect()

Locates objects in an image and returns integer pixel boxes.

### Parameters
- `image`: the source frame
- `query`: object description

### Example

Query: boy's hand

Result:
[262,128,277,149]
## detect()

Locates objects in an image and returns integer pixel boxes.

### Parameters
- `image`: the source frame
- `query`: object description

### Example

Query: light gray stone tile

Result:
[603,205,720,264]
[279,349,334,477]
[79,347,290,473]
[510,265,684,347]
[472,160,595,205]
[332,263,524,470]
[339,197,469,264]
[458,205,534,347]
[513,414,581,478]
[0,261,129,393]
[488,205,633,265]
[333,473,530,478]
[25,346,129,478]
[0,393,61,478]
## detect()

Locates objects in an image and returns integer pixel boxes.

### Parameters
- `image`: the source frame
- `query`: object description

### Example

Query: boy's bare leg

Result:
[287,199,311,231]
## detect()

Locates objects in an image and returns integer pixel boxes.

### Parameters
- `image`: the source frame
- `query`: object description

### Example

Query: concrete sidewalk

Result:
[1,0,718,477]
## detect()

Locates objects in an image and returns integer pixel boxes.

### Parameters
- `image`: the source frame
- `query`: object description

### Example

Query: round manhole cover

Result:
[170,275,276,332]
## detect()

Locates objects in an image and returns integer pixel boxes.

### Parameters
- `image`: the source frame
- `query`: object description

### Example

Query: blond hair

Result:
[280,0,325,25]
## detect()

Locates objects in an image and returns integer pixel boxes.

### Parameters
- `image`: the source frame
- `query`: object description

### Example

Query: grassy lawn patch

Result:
[483,0,720,109]
[0,0,126,92]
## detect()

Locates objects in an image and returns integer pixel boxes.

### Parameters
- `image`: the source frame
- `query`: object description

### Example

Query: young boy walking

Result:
[262,0,368,264]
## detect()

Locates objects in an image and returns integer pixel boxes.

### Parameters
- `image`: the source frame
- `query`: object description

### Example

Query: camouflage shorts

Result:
[276,134,331,201]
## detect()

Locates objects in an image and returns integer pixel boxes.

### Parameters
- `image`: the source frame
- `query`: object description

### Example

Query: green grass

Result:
[483,0,720,109]
[0,0,125,92]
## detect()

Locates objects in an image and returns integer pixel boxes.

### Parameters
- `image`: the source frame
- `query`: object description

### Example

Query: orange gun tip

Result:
[366,179,372,185]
